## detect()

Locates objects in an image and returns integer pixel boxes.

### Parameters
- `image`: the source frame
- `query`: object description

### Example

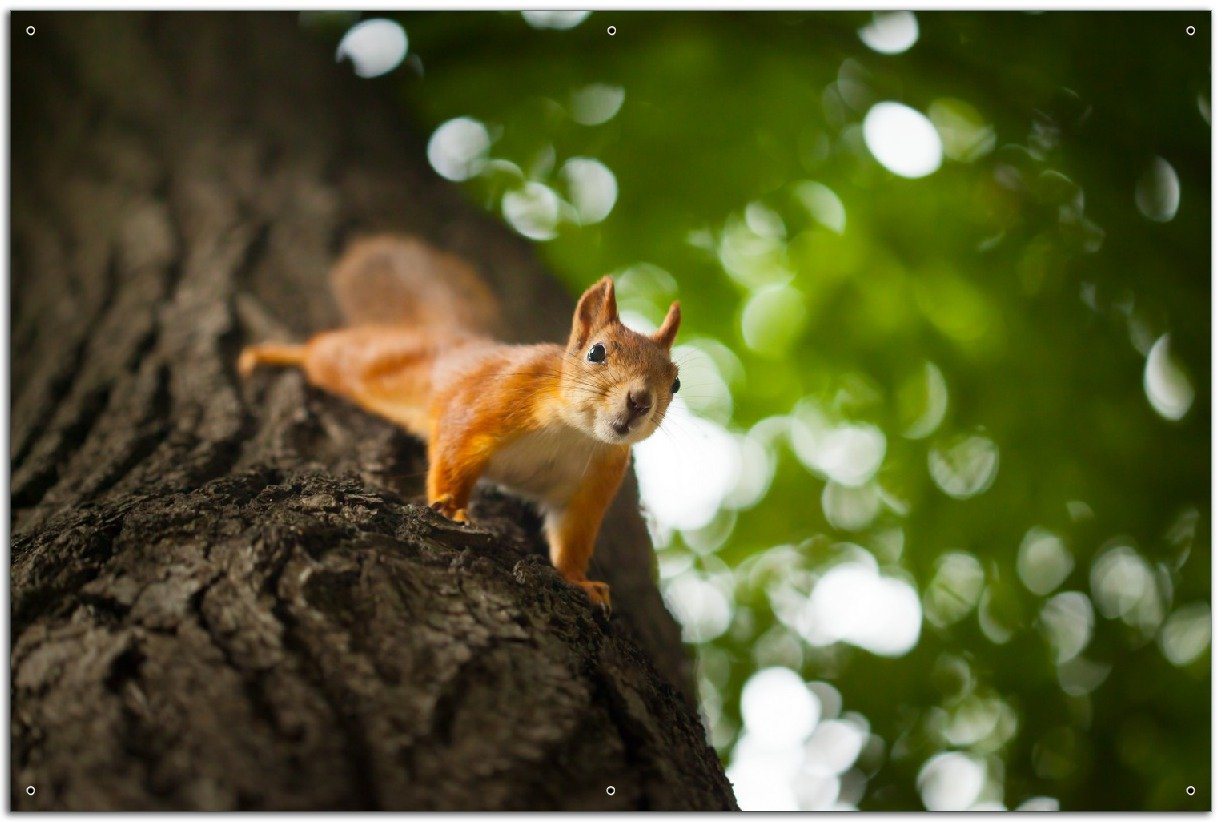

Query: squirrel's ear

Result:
[570,276,618,347]
[652,301,681,348]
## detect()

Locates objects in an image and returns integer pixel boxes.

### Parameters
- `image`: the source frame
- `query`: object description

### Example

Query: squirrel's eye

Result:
[672,378,681,394]
[587,343,607,363]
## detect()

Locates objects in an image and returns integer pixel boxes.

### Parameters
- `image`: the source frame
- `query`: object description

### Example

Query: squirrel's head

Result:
[560,276,681,445]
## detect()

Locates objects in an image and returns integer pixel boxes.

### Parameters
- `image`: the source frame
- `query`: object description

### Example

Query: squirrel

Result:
[238,234,681,609]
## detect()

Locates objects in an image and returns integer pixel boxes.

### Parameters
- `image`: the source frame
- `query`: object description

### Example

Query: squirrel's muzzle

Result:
[611,389,654,436]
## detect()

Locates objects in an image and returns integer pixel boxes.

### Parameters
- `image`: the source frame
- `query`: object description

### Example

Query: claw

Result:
[429,494,468,523]
[572,578,612,610]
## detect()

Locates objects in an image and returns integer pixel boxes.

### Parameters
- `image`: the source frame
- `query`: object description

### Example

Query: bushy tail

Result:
[329,234,500,336]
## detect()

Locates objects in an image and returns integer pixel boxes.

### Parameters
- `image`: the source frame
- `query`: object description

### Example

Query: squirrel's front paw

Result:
[573,579,612,610]
[429,494,468,523]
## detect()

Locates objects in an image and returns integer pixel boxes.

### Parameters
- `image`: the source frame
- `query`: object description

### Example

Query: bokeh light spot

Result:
[741,284,808,356]
[791,408,887,487]
[718,213,792,289]
[899,361,948,440]
[822,481,881,531]
[809,681,843,720]
[917,751,986,811]
[521,10,590,30]
[810,560,922,656]
[805,719,866,775]
[502,181,561,241]
[561,157,617,224]
[740,666,820,747]
[815,424,886,487]
[924,551,985,628]
[928,434,999,499]
[977,586,1015,644]
[670,343,734,424]
[335,18,408,78]
[1158,602,1210,666]
[793,769,841,810]
[427,117,491,182]
[1143,333,1194,421]
[1135,156,1181,222]
[664,575,733,643]
[633,398,742,535]
[1039,591,1094,663]
[727,433,775,510]
[1017,527,1074,595]
[745,202,786,239]
[727,732,804,810]
[1056,656,1110,696]
[1090,544,1163,635]
[940,695,1010,749]
[793,181,847,234]
[858,11,919,55]
[863,102,943,178]
[571,83,625,125]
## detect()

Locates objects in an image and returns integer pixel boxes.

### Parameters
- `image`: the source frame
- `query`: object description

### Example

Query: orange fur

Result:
[239,247,681,609]
[544,446,629,605]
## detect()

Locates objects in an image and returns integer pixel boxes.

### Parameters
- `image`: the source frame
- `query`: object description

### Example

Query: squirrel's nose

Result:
[627,389,653,418]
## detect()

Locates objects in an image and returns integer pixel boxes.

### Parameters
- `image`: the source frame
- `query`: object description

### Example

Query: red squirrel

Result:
[238,234,681,609]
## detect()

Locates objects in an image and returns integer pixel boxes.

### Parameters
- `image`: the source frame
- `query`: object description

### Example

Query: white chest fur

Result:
[484,423,603,508]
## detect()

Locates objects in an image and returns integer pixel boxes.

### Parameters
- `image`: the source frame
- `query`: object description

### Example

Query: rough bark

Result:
[10,11,735,810]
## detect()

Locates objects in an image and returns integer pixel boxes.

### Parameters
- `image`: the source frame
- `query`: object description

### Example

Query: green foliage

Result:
[316,11,1209,810]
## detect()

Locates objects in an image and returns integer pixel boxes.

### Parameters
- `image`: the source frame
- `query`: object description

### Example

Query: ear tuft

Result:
[652,301,681,348]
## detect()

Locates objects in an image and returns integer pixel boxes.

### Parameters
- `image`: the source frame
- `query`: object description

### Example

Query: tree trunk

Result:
[10,12,735,811]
